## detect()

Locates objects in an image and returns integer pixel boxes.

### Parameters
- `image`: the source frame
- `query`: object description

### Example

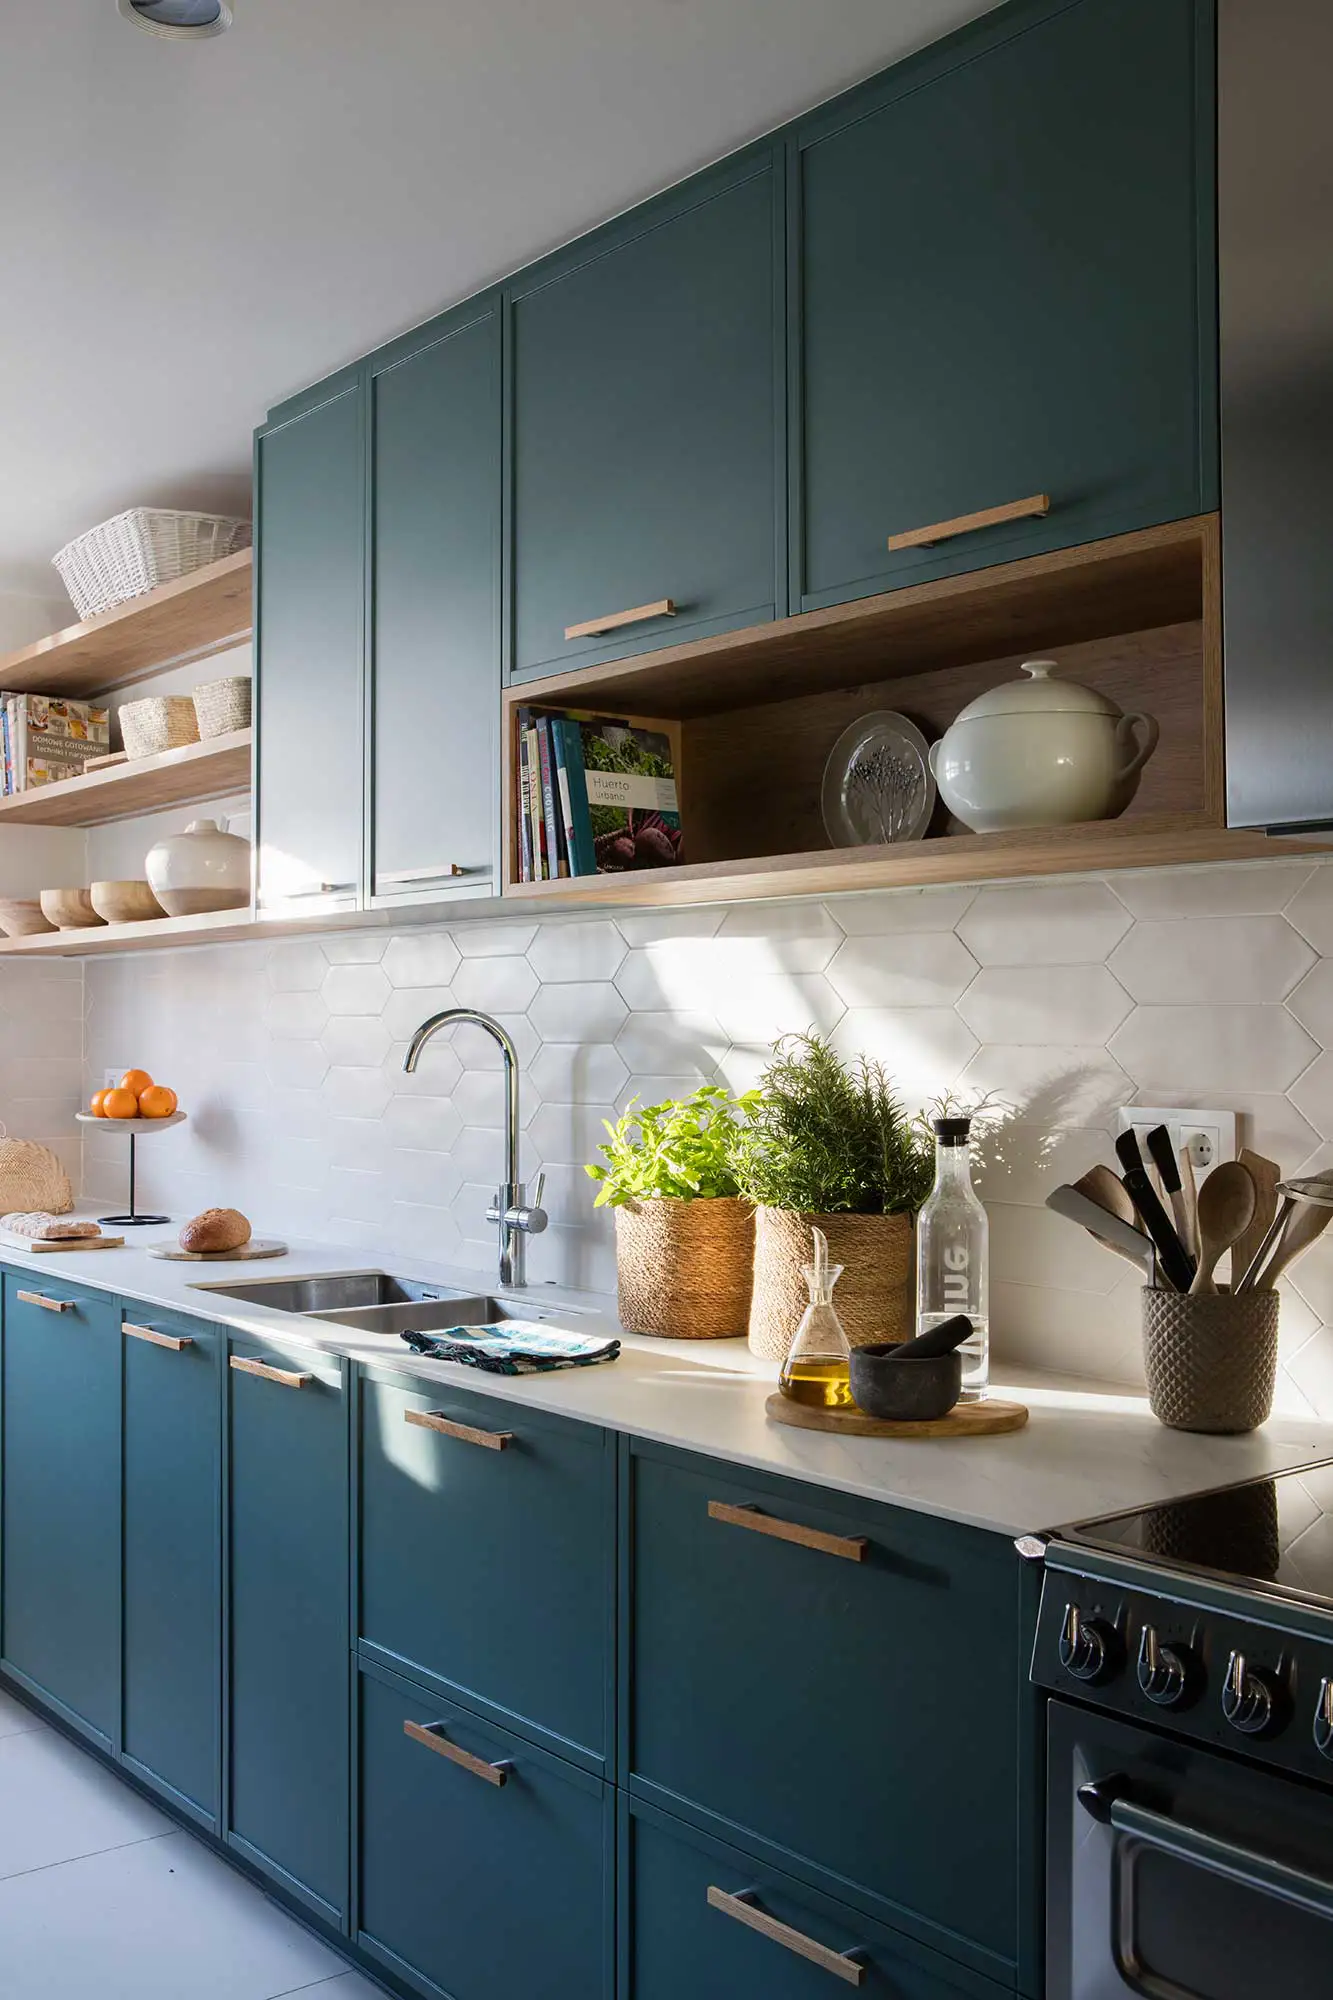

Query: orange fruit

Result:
[120,1069,153,1096]
[89,1088,110,1117]
[138,1085,177,1118]
[103,1087,140,1120]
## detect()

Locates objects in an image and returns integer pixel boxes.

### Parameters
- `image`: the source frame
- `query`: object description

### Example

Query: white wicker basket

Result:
[53,509,251,620]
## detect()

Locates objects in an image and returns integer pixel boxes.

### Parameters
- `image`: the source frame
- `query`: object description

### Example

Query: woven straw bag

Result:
[749,1206,915,1361]
[614,1197,754,1339]
[0,1126,73,1215]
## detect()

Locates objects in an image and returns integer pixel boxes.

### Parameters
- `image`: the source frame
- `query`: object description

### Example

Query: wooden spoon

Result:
[1253,1199,1333,1291]
[1231,1149,1280,1291]
[1190,1161,1257,1295]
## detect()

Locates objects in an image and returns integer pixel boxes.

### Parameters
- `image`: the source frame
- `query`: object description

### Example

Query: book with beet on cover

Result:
[572,713,682,872]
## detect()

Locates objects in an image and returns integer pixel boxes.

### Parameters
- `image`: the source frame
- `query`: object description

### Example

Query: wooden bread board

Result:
[0,1233,125,1253]
[765,1392,1029,1439]
[148,1239,288,1263]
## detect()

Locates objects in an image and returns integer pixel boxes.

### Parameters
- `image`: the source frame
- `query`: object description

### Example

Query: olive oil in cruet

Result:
[779,1225,853,1409]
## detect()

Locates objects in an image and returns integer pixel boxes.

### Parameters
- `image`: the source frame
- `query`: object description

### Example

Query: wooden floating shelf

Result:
[0,907,260,957]
[0,729,252,827]
[0,549,252,699]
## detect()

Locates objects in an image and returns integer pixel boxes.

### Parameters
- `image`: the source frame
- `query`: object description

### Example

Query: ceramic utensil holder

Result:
[1142,1286,1279,1434]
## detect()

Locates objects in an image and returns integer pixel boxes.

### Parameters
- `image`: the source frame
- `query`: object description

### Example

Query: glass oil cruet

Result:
[779,1225,853,1409]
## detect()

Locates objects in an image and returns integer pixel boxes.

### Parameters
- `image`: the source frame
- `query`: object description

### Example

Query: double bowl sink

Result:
[199,1271,588,1339]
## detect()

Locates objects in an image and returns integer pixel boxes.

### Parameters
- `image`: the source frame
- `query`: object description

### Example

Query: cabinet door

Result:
[1,1275,119,1747]
[797,0,1210,608]
[358,1370,614,1770]
[369,308,500,901]
[227,1341,348,1925]
[255,376,364,912]
[358,1659,611,2000]
[511,155,780,679]
[626,1799,1007,2000]
[627,1447,1022,1982]
[121,1307,220,1827]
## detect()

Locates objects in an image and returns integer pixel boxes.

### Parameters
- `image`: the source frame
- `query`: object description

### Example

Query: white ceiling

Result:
[2,0,995,600]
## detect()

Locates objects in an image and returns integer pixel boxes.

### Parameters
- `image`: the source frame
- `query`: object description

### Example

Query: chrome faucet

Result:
[402,1007,547,1289]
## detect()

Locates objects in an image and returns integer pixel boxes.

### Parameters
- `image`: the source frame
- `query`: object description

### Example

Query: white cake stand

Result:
[75,1110,187,1226]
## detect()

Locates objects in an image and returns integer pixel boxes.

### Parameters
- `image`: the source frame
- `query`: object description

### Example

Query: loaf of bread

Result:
[1,1211,101,1241]
[179,1208,252,1255]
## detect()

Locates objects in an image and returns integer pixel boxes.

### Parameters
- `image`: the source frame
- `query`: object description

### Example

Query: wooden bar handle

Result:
[123,1322,192,1351]
[376,864,466,885]
[229,1354,312,1389]
[564,598,675,641]
[887,492,1050,552]
[16,1289,74,1313]
[707,1887,866,1985]
[406,1407,512,1451]
[707,1500,867,1563]
[403,1718,512,1787]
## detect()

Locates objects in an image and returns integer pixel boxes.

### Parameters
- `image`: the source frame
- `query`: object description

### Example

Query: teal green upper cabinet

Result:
[1,1275,120,1749]
[794,0,1214,609]
[226,1340,349,1926]
[626,1445,1023,1985]
[255,374,364,914]
[121,1307,221,1829]
[369,305,501,902]
[509,152,783,680]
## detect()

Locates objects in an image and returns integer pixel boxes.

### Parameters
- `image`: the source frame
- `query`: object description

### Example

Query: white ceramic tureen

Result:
[927,660,1160,833]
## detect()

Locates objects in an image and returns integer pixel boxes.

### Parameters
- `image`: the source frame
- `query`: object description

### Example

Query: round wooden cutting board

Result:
[765,1392,1029,1439]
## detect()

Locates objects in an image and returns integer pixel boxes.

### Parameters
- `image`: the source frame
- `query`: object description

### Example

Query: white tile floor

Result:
[0,1685,385,1999]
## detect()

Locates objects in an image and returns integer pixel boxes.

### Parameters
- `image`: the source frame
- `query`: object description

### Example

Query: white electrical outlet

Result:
[103,1067,122,1091]
[1118,1105,1237,1178]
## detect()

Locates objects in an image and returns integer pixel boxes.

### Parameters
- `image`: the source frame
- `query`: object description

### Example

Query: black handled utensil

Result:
[1144,1125,1194,1254]
[889,1314,972,1359]
[1115,1129,1195,1292]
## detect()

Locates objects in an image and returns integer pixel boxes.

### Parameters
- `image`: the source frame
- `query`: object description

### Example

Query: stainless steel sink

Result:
[196,1271,591,1335]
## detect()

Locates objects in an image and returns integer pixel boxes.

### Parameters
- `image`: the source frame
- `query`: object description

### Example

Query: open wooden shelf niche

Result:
[501,514,1316,906]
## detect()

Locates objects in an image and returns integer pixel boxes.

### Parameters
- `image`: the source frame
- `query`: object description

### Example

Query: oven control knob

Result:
[1059,1603,1120,1683]
[1313,1678,1333,1760]
[1135,1625,1195,1708]
[1221,1650,1285,1737]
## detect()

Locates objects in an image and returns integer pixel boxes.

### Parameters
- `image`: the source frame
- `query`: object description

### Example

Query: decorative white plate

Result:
[821,711,936,848]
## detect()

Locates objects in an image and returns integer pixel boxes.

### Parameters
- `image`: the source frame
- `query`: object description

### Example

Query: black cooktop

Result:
[1065,1459,1333,1612]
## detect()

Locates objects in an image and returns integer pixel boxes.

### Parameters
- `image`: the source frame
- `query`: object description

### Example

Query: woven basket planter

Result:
[749,1206,915,1362]
[0,1129,72,1215]
[120,695,200,761]
[1142,1286,1279,1434]
[614,1196,754,1340]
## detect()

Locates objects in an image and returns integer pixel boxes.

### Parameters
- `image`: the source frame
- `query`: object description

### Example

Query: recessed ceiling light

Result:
[117,0,233,39]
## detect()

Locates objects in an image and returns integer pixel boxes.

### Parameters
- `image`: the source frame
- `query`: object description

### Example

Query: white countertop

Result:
[11,1217,1333,1540]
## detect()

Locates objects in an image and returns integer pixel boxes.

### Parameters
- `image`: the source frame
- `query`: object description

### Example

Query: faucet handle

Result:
[530,1170,545,1212]
[504,1173,548,1237]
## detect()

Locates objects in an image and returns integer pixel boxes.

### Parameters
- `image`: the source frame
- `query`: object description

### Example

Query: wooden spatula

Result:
[1190,1161,1257,1295]
[1074,1164,1139,1231]
[1232,1149,1280,1289]
[1177,1144,1199,1262]
[1253,1199,1333,1291]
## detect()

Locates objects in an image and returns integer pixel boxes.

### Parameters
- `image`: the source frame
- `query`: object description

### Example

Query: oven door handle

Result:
[1079,1776,1333,1924]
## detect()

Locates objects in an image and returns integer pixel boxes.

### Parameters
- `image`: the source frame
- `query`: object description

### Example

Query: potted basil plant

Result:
[586,1084,758,1340]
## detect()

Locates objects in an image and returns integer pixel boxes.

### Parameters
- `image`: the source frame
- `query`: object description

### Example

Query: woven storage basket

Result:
[192,675,252,739]
[53,509,251,620]
[0,1127,72,1216]
[749,1206,914,1362]
[614,1197,753,1339]
[119,696,200,761]
[1142,1286,1279,1434]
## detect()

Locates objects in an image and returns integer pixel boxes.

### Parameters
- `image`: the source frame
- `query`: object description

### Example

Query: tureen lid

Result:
[952,660,1122,721]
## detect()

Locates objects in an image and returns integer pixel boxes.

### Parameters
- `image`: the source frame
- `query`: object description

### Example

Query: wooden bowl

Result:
[89,880,167,925]
[39,887,106,930]
[0,898,56,937]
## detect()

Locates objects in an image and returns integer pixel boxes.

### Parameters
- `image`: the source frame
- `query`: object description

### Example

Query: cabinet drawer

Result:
[628,1448,1021,1978]
[121,1306,220,1826]
[358,1658,612,2000]
[358,1369,614,1769]
[625,1798,1008,2000]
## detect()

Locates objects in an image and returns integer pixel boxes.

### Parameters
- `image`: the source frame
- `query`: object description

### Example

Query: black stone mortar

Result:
[849,1343,963,1421]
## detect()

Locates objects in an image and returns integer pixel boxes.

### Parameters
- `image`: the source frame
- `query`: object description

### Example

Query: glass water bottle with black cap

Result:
[916,1115,989,1400]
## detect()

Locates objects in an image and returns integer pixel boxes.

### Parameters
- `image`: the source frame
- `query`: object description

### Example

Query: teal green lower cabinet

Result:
[356,1657,613,1999]
[357,1367,615,1771]
[625,1444,1024,1984]
[120,1305,221,1827]
[1,1273,120,1748]
[227,1340,349,1925]
[624,1797,1009,2000]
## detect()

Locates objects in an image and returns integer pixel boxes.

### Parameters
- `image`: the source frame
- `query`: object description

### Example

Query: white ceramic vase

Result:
[927,660,1160,833]
[144,817,251,916]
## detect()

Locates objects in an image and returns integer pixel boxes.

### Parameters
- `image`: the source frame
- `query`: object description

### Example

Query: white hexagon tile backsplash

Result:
[9,855,1333,1411]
